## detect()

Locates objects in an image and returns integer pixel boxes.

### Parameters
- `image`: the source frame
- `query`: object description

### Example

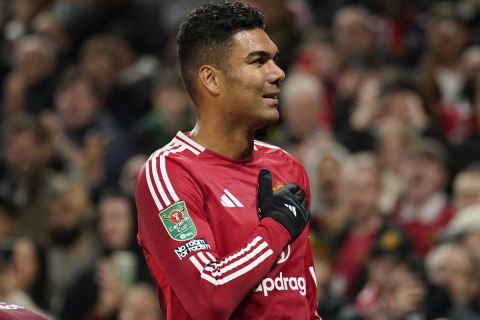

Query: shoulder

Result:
[254,140,305,169]
[136,138,204,212]
[254,140,289,157]
[137,137,203,187]
[147,135,204,166]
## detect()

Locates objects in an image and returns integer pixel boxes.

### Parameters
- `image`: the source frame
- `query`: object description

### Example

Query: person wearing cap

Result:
[392,137,453,257]
[336,227,427,320]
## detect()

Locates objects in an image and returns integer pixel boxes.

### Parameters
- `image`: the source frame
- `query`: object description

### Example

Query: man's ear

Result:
[198,65,221,96]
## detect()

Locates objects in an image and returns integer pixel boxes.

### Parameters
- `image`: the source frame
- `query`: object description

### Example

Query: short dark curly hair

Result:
[177,2,265,102]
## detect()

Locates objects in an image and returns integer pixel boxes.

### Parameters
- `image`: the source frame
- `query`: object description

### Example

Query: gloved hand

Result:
[257,168,310,240]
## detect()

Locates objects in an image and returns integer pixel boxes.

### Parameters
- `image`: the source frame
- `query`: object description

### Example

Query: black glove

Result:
[257,168,310,240]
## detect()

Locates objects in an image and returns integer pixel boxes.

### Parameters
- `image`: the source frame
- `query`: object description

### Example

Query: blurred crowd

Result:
[0,0,480,319]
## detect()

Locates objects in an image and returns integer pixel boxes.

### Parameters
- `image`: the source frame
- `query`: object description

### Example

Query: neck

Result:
[189,121,255,160]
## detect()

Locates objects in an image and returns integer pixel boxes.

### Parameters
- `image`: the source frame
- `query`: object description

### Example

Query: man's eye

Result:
[251,58,263,65]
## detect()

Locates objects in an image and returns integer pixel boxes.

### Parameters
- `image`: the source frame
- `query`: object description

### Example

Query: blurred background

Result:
[0,0,480,319]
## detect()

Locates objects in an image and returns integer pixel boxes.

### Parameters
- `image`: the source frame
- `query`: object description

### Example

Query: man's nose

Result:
[268,62,285,84]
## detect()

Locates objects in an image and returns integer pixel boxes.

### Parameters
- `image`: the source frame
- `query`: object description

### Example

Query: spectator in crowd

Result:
[131,70,193,155]
[447,205,480,270]
[375,122,410,214]
[418,10,473,144]
[31,10,72,69]
[304,143,350,249]
[0,198,17,239]
[2,0,51,44]
[292,39,339,87]
[393,137,453,257]
[79,34,157,128]
[312,251,343,320]
[118,154,148,200]
[0,114,61,245]
[329,153,398,300]
[337,229,426,320]
[290,39,339,125]
[452,163,480,212]
[245,0,303,71]
[46,180,98,315]
[2,34,58,118]
[119,283,164,320]
[339,70,435,152]
[332,61,374,149]
[374,0,426,66]
[426,242,480,319]
[60,190,150,320]
[452,76,480,172]
[304,142,348,217]
[332,6,379,67]
[277,72,332,160]
[78,34,127,106]
[10,237,50,315]
[53,67,133,187]
[0,237,52,319]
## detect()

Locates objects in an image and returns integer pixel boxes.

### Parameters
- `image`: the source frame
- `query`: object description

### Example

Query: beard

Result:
[49,225,83,247]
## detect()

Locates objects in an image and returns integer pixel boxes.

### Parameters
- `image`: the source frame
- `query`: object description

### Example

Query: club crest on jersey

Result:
[273,180,285,192]
[159,201,197,241]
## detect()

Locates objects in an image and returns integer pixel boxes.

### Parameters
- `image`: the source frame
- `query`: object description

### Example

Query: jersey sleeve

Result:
[135,155,291,320]
[305,239,321,319]
[299,164,321,319]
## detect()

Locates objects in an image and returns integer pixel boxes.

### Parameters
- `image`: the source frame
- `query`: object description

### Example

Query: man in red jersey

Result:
[135,2,319,319]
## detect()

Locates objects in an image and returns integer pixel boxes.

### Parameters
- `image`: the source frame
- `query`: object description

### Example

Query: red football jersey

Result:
[135,132,320,320]
[0,302,48,320]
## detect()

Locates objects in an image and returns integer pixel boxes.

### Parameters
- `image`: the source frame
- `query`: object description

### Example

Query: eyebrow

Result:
[246,50,279,61]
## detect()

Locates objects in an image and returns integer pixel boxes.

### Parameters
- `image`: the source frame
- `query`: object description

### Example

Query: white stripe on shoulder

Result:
[176,131,205,152]
[254,140,291,155]
[146,142,190,209]
[254,140,280,149]
[172,137,201,155]
[147,144,183,209]
[145,158,164,211]
[159,147,184,203]
[149,141,176,160]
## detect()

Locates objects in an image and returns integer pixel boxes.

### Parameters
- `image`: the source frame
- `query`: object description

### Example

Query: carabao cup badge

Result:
[159,201,197,241]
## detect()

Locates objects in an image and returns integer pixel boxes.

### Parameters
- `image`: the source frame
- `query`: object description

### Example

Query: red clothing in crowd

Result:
[393,193,453,257]
[330,231,376,298]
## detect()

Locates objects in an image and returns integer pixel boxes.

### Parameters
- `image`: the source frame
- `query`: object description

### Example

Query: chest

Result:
[192,162,299,256]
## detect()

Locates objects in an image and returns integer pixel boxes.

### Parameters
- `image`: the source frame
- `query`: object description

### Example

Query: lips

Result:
[263,91,280,107]
[262,92,279,99]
